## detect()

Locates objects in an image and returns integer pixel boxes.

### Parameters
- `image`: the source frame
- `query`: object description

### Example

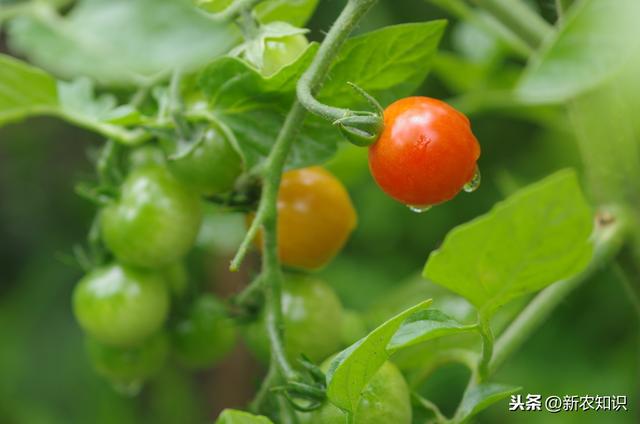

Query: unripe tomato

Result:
[73,264,169,347]
[253,167,357,270]
[127,144,166,171]
[168,127,243,195]
[299,360,412,424]
[262,33,309,76]
[368,97,481,208]
[85,332,168,392]
[163,261,189,299]
[340,309,368,346]
[101,165,202,268]
[171,294,237,369]
[244,274,344,364]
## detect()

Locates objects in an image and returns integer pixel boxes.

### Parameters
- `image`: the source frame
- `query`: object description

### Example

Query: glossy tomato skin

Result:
[171,294,237,369]
[73,263,169,347]
[299,360,412,424]
[243,274,344,365]
[262,34,308,76]
[254,167,357,270]
[101,165,202,269]
[369,97,480,207]
[85,332,168,390]
[168,127,243,196]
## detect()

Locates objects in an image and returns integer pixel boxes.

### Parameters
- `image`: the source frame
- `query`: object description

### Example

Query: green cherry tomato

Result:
[340,309,368,346]
[244,274,344,364]
[262,33,308,76]
[101,165,203,268]
[127,144,166,171]
[171,294,237,369]
[163,261,189,299]
[299,360,412,424]
[73,263,169,347]
[168,127,243,196]
[86,332,168,393]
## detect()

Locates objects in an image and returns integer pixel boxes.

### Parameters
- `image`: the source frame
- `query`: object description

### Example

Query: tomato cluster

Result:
[73,134,360,390]
[72,133,244,389]
[69,41,441,420]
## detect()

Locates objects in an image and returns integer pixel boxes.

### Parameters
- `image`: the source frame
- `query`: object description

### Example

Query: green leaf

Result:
[198,45,337,169]
[0,53,58,126]
[518,0,640,103]
[58,78,141,125]
[215,409,273,424]
[453,383,520,423]
[326,299,432,413]
[320,21,447,108]
[199,0,318,26]
[8,0,240,86]
[387,310,477,352]
[424,169,593,315]
[255,0,319,26]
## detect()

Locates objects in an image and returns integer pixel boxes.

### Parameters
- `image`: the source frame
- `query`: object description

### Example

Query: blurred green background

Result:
[0,0,638,423]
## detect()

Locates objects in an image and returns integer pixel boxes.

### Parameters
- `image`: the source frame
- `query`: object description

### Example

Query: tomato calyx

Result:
[272,355,327,412]
[333,82,384,147]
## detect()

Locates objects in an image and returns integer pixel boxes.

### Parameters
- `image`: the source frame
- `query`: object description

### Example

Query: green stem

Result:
[234,274,264,306]
[230,0,379,413]
[296,0,380,124]
[612,263,640,321]
[229,101,307,272]
[249,366,277,413]
[477,314,494,381]
[413,393,448,424]
[490,206,630,373]
[470,0,553,49]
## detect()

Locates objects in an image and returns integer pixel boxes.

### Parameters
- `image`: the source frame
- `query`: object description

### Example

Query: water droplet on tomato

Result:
[407,205,432,213]
[463,166,481,193]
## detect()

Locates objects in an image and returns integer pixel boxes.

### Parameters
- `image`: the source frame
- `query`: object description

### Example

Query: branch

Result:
[228,0,380,414]
[296,0,383,146]
[477,314,494,381]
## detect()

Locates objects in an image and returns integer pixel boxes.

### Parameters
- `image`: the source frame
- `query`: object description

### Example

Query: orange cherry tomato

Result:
[368,97,481,208]
[253,166,357,270]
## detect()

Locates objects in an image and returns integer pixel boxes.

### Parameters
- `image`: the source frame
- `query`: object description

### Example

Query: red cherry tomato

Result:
[368,97,480,207]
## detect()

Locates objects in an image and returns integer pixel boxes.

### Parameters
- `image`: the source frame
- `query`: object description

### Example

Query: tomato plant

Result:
[1,0,639,423]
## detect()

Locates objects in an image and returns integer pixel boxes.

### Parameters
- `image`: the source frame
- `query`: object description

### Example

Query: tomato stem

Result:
[476,313,494,382]
[296,0,383,146]
[230,0,380,415]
